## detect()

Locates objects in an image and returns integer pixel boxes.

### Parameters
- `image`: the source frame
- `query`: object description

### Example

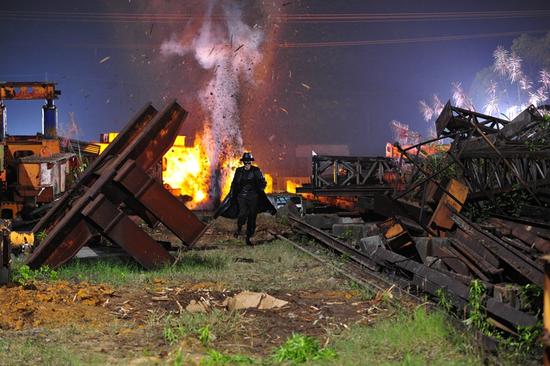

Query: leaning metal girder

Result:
[435,100,509,138]
[311,155,397,189]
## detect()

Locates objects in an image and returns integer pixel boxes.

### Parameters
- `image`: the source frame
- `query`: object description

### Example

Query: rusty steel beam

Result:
[81,194,173,269]
[33,103,159,235]
[113,160,206,245]
[451,212,544,286]
[0,82,60,100]
[289,214,537,330]
[27,101,206,269]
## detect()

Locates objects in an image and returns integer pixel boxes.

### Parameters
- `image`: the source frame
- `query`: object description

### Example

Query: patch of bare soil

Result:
[105,283,390,356]
[0,281,114,330]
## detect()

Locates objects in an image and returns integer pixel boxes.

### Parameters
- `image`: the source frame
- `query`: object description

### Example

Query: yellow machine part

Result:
[9,231,34,247]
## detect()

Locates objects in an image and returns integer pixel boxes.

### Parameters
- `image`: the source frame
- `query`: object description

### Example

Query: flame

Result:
[286,180,300,194]
[162,134,211,209]
[265,173,273,194]
[99,130,271,209]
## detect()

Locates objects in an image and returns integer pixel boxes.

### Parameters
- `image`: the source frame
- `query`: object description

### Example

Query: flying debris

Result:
[279,107,289,114]
[234,44,244,53]
[301,82,311,90]
[99,56,111,64]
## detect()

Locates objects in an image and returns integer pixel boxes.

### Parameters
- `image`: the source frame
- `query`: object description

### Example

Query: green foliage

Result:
[161,310,241,346]
[519,284,542,314]
[464,280,492,333]
[200,350,254,366]
[463,188,531,221]
[35,230,47,242]
[199,325,212,346]
[435,288,454,314]
[415,153,461,184]
[273,333,336,364]
[11,263,58,285]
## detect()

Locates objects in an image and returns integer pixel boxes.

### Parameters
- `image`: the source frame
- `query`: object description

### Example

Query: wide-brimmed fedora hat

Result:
[240,152,255,162]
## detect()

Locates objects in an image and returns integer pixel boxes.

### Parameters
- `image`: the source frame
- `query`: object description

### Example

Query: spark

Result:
[451,82,475,111]
[493,46,509,76]
[507,53,523,83]
[540,69,550,90]
[419,100,433,121]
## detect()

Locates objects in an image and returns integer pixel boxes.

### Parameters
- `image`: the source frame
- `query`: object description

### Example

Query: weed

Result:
[200,350,254,365]
[519,284,542,314]
[435,288,454,314]
[35,230,47,242]
[199,325,212,346]
[162,309,242,346]
[464,280,491,333]
[173,349,185,366]
[273,333,336,364]
[11,263,58,285]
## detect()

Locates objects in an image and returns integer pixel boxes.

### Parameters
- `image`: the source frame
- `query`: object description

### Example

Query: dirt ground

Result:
[0,215,395,364]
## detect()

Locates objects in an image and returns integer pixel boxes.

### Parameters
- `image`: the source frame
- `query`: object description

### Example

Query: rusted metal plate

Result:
[27,101,206,269]
[428,179,468,233]
[33,104,159,235]
[0,82,59,100]
[113,160,206,245]
[82,194,173,269]
[38,220,95,268]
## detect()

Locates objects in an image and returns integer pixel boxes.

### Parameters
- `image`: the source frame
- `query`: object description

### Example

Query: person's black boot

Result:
[246,236,253,246]
[234,227,242,238]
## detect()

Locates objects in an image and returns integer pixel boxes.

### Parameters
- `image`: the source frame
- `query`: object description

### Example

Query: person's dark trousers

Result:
[237,194,259,241]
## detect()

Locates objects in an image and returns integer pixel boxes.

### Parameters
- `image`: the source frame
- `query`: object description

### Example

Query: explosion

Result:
[159,0,274,208]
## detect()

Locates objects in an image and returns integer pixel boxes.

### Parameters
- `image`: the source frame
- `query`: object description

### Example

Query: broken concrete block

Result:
[332,223,366,241]
[304,214,341,230]
[359,235,385,253]
[223,291,288,311]
[339,217,364,224]
[413,237,431,264]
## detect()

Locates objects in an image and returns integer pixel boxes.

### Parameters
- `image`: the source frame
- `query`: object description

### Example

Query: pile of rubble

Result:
[292,102,550,335]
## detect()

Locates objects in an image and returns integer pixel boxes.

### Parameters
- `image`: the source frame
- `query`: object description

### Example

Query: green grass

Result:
[161,309,245,347]
[56,240,344,291]
[312,307,480,366]
[273,334,336,364]
[0,332,107,366]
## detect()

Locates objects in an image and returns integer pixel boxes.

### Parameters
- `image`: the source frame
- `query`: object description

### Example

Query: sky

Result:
[1,0,550,175]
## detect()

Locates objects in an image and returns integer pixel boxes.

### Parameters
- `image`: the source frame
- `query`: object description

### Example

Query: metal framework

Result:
[435,100,509,137]
[446,104,550,202]
[27,101,206,269]
[309,155,396,192]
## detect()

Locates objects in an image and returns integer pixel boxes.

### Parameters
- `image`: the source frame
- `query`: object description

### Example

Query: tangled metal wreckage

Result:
[1,92,550,342]
[1,101,206,277]
[296,102,550,335]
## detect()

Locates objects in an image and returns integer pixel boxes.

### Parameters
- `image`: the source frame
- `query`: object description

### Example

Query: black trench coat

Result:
[214,165,276,219]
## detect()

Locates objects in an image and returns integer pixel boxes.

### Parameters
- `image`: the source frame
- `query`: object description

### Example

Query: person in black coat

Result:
[214,152,276,245]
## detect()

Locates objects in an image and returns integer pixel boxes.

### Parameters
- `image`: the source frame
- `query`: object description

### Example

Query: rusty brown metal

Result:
[0,82,59,100]
[26,101,206,269]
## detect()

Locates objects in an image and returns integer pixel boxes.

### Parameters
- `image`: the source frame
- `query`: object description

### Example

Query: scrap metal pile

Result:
[292,102,550,334]
[25,101,206,270]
